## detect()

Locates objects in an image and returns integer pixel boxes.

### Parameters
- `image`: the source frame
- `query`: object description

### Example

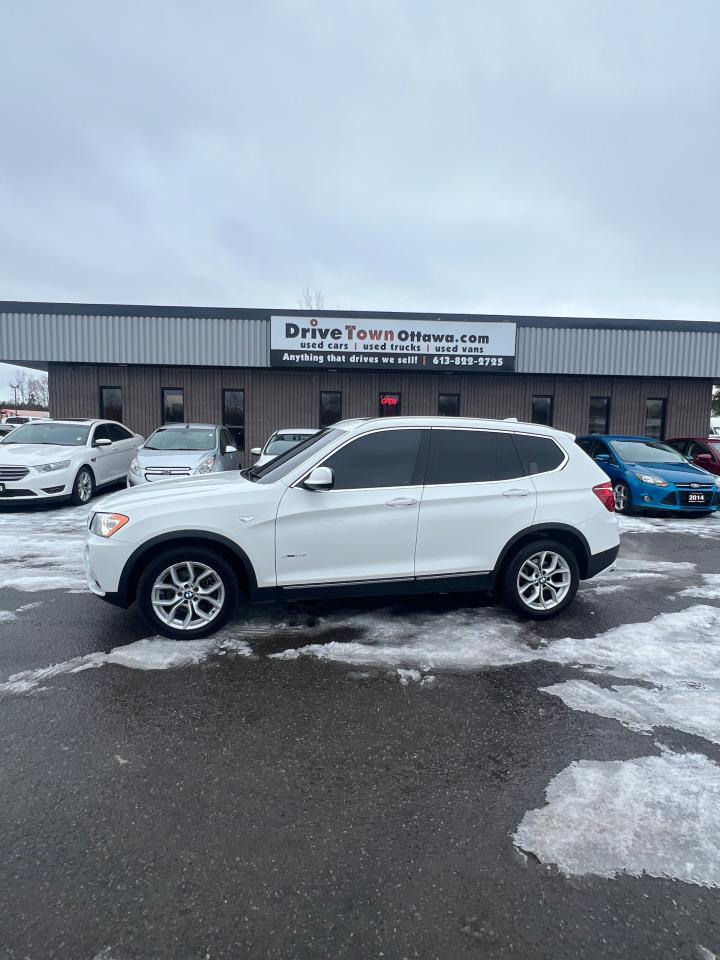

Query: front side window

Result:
[531,395,553,426]
[379,392,401,417]
[3,422,91,446]
[645,398,666,440]
[145,427,217,451]
[322,429,425,490]
[588,396,610,434]
[92,424,112,444]
[438,393,460,417]
[513,434,565,474]
[100,386,122,423]
[610,439,686,464]
[108,423,133,442]
[162,388,184,425]
[222,389,244,449]
[320,391,342,428]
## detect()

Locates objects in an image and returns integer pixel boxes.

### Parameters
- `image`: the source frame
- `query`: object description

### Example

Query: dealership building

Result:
[1,300,719,458]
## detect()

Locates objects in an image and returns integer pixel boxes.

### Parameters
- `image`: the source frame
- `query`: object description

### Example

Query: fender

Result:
[492,522,591,582]
[116,530,261,606]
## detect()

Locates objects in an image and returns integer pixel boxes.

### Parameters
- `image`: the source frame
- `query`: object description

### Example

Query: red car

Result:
[667,436,720,476]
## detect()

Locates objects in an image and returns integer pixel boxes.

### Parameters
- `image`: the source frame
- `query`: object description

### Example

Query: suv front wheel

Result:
[137,547,239,639]
[502,540,579,620]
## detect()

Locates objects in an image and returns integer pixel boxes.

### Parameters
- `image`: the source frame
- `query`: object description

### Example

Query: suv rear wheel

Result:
[137,547,239,639]
[502,540,579,619]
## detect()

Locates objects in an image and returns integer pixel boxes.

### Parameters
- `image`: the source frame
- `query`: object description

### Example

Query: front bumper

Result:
[0,467,75,502]
[84,532,135,606]
[629,482,720,512]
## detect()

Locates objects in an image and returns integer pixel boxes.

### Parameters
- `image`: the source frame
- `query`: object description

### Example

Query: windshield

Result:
[708,439,720,451]
[265,432,316,456]
[2,422,90,446]
[145,428,216,451]
[610,439,687,464]
[244,428,343,484]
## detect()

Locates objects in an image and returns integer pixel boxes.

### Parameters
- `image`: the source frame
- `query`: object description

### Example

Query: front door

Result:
[415,428,537,576]
[275,428,428,586]
[89,424,117,484]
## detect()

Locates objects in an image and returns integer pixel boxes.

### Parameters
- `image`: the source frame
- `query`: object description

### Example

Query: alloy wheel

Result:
[150,561,226,631]
[613,482,628,512]
[516,550,572,612]
[77,471,93,503]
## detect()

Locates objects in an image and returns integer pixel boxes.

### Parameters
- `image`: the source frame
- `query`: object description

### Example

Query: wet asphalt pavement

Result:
[1,504,720,960]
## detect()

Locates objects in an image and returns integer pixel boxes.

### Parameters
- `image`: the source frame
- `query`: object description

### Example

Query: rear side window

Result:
[426,429,525,484]
[323,429,426,490]
[513,434,565,475]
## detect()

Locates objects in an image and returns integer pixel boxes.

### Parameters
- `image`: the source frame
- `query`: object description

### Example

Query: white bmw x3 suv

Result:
[85,417,619,638]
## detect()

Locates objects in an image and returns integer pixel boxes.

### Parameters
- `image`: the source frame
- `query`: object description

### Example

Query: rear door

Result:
[414,428,536,577]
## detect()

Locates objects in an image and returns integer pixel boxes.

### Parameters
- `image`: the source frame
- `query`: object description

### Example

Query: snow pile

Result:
[0,610,18,623]
[680,574,720,600]
[514,751,720,887]
[0,635,252,695]
[618,513,720,539]
[0,505,89,592]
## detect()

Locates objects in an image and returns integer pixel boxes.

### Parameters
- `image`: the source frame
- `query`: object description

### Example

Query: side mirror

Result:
[595,453,611,463]
[94,437,112,447]
[303,466,334,491]
[226,445,237,454]
[250,447,262,456]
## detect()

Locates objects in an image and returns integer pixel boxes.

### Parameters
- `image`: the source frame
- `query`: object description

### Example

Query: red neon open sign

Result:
[380,394,399,406]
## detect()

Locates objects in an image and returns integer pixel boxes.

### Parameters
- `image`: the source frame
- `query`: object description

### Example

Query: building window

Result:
[531,395,553,426]
[588,396,610,434]
[99,386,122,422]
[379,392,401,416]
[438,393,460,417]
[162,388,184,424]
[645,398,666,440]
[222,389,245,449]
[320,391,342,428]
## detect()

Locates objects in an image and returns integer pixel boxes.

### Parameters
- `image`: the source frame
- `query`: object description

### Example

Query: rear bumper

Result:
[584,544,620,579]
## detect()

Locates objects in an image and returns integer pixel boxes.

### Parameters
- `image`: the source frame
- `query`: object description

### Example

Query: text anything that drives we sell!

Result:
[269,316,517,371]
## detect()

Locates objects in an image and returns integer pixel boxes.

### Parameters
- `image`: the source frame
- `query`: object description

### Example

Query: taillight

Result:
[593,481,615,512]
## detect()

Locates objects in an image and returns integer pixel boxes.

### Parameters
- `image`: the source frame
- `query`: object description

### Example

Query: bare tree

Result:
[299,287,325,311]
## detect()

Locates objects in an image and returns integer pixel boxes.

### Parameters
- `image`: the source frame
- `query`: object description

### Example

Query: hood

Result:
[94,470,256,513]
[135,446,215,468]
[0,443,80,465]
[628,460,718,482]
[255,452,276,466]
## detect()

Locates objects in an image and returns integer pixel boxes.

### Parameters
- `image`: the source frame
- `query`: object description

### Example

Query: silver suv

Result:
[128,423,240,486]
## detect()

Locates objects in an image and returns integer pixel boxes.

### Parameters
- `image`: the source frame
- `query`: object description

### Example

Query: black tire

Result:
[502,539,579,620]
[69,466,95,506]
[136,546,239,639]
[613,481,632,514]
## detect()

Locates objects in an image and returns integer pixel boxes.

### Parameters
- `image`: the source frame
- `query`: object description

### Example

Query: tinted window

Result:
[588,396,610,434]
[100,387,122,422]
[108,423,132,442]
[669,439,688,455]
[323,429,425,489]
[220,429,234,452]
[438,393,460,417]
[514,434,565,474]
[531,396,553,426]
[427,430,494,484]
[320,391,342,428]
[162,388,184,424]
[645,398,666,440]
[497,432,525,480]
[379,393,401,416]
[222,389,244,449]
[93,424,112,444]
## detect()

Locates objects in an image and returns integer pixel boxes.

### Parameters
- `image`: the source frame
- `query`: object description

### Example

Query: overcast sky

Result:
[1,1,720,395]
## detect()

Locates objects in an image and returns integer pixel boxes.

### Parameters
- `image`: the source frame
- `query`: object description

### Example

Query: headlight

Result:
[130,458,143,477]
[35,460,71,473]
[194,454,216,475]
[635,473,668,487]
[90,512,129,538]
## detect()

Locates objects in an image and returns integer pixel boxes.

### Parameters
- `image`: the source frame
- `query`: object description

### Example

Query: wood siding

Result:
[49,363,713,461]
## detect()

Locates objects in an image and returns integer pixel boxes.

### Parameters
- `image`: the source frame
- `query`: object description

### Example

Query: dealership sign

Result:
[270,316,516,372]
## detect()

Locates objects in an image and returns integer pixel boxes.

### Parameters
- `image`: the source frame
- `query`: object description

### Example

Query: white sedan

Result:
[0,419,143,505]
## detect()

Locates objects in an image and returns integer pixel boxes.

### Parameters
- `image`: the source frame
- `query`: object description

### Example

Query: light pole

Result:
[9,381,18,415]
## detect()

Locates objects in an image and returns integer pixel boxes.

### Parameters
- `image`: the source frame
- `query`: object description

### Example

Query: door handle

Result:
[502,489,531,497]
[385,497,418,507]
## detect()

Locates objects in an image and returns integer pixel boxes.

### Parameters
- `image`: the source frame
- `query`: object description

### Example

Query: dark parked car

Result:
[667,436,720,477]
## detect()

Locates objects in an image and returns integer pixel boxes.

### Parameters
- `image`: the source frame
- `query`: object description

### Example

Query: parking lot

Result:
[2,501,720,959]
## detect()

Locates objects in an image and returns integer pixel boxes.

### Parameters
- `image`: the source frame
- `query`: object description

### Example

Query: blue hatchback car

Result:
[576,435,720,515]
